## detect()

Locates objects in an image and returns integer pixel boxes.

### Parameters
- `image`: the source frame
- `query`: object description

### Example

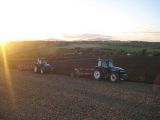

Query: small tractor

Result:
[33,58,54,74]
[71,58,128,82]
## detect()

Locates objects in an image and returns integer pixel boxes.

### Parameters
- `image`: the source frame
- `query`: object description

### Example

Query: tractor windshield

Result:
[108,61,114,67]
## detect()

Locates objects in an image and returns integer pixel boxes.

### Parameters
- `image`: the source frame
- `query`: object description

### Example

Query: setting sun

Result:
[0,39,8,44]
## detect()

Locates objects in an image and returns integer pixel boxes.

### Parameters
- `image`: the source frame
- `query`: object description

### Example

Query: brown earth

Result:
[0,69,160,120]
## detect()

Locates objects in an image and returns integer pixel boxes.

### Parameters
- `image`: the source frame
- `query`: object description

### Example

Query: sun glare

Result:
[0,43,15,105]
[0,37,11,44]
[0,40,6,44]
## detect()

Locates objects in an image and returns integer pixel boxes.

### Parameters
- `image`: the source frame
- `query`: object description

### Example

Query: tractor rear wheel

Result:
[93,69,102,80]
[110,73,119,82]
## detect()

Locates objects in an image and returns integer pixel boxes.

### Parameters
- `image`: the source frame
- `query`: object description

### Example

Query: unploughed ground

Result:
[0,69,160,120]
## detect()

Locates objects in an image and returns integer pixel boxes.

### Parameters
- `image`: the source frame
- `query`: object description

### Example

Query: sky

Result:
[0,0,160,42]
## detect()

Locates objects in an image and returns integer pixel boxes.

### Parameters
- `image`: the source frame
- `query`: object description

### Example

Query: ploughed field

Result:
[5,56,160,83]
[0,69,160,120]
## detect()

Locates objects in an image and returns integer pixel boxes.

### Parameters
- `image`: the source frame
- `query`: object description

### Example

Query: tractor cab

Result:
[37,58,47,65]
[98,59,114,68]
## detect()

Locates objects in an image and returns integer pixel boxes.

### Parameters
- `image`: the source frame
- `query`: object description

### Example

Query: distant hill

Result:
[63,33,112,41]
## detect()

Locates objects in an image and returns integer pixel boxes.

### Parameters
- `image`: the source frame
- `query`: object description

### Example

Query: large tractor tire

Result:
[93,69,102,80]
[110,73,119,82]
[34,66,38,73]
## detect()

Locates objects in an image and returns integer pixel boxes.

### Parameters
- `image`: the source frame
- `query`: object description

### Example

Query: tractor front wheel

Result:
[93,69,102,80]
[34,66,38,73]
[110,73,119,82]
[40,68,45,74]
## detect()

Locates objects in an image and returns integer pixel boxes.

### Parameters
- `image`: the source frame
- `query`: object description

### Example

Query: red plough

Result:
[71,68,94,78]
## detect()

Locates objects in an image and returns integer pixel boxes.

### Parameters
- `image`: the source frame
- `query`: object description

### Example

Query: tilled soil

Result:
[0,69,160,120]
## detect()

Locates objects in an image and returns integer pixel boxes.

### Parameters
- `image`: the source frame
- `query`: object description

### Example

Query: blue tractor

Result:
[33,58,54,74]
[93,58,128,82]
